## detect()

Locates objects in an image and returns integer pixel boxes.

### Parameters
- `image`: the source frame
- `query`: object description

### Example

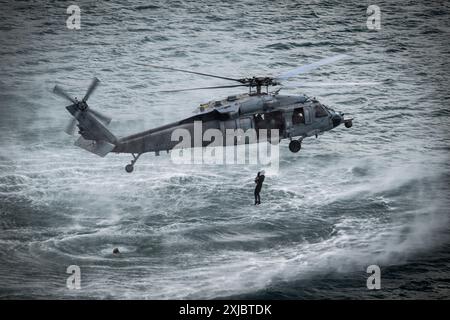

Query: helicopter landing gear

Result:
[289,139,302,153]
[344,119,353,128]
[125,153,142,173]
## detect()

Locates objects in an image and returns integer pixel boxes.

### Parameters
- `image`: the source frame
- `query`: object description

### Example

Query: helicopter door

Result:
[292,107,305,125]
[303,107,312,124]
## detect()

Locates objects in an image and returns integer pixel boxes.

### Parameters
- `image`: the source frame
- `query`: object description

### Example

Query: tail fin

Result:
[54,78,117,157]
[67,104,117,157]
[74,136,115,157]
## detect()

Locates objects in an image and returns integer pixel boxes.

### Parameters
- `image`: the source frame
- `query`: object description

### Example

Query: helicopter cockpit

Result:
[314,104,329,118]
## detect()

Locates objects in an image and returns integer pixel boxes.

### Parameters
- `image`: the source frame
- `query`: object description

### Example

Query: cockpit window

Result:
[315,105,328,118]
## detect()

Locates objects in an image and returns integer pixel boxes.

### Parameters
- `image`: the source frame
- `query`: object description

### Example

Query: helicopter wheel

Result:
[125,164,134,173]
[289,140,302,153]
[345,120,353,128]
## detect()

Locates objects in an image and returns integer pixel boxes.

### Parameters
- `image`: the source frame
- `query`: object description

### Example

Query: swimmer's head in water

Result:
[113,248,120,254]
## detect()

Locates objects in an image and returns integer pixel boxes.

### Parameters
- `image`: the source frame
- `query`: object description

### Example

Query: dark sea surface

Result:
[0,0,449,299]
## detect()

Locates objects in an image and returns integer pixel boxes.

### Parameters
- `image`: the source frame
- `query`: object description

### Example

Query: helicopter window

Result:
[315,105,328,118]
[254,114,264,128]
[254,112,284,131]
[292,108,304,124]
[254,113,264,120]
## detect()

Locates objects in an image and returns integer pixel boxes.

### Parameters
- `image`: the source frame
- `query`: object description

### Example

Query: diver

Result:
[254,170,265,205]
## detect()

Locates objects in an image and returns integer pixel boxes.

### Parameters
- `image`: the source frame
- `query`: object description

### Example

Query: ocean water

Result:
[0,0,449,299]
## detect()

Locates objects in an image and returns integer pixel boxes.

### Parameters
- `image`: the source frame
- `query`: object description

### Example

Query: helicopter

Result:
[53,54,357,173]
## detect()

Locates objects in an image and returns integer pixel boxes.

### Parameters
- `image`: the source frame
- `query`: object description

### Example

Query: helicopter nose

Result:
[332,114,342,127]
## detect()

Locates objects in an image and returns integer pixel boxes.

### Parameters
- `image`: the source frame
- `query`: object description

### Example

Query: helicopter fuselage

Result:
[112,93,352,156]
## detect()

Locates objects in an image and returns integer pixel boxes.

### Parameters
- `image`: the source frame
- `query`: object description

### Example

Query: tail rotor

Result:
[64,110,80,135]
[53,77,112,135]
[82,77,100,103]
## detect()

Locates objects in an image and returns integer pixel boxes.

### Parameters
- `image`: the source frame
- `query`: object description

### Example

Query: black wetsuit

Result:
[254,174,265,205]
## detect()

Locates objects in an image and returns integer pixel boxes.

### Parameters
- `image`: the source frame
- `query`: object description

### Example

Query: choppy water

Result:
[0,0,449,299]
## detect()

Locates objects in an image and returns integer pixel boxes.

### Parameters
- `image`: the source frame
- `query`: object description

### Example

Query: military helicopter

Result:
[53,54,357,173]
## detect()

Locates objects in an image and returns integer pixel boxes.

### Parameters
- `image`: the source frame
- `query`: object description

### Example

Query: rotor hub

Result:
[78,101,88,111]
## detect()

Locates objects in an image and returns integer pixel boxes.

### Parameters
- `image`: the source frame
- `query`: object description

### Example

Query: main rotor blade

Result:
[156,84,249,93]
[64,110,80,135]
[282,81,380,88]
[88,108,111,125]
[53,85,76,104]
[275,54,348,81]
[138,63,243,83]
[83,77,100,102]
